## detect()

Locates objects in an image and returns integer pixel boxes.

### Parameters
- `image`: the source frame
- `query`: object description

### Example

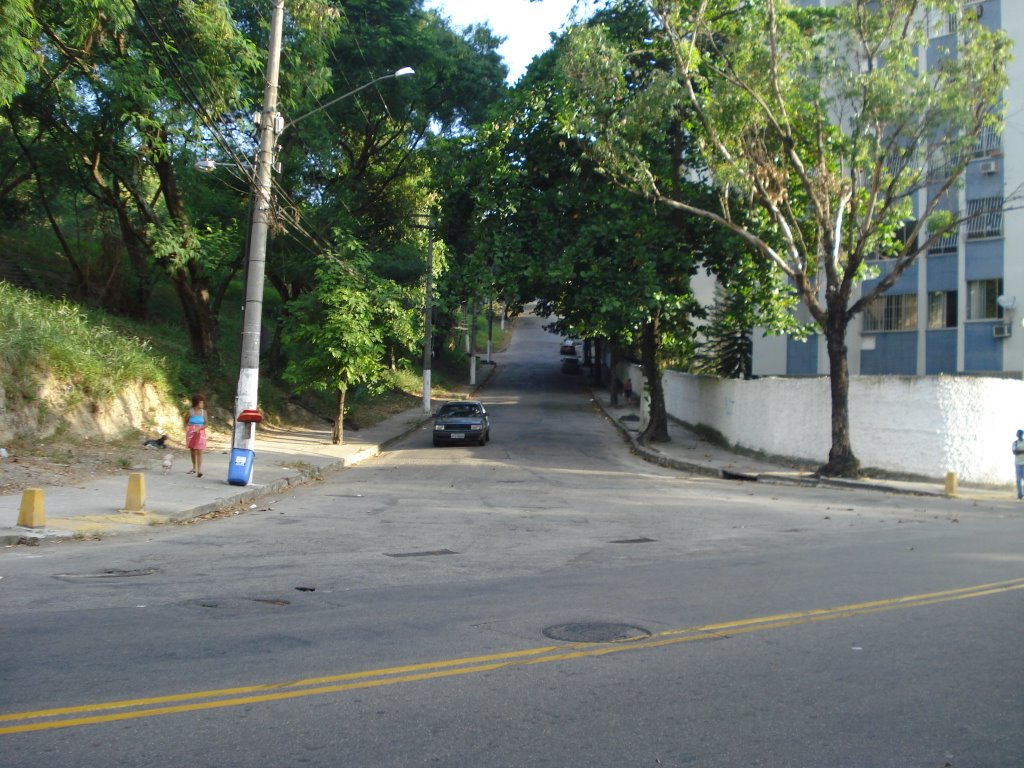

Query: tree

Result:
[466,61,704,443]
[7,0,274,357]
[695,287,754,380]
[560,0,1010,476]
[466,5,788,444]
[282,248,388,445]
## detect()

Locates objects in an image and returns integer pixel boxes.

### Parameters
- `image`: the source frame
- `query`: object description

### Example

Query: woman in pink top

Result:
[184,394,207,477]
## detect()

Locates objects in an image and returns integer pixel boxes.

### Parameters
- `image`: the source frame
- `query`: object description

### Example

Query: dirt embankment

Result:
[0,378,212,496]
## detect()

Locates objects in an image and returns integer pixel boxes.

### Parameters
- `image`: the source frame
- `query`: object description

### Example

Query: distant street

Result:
[2,314,1022,767]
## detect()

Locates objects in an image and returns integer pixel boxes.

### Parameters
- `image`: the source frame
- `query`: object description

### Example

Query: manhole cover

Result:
[543,622,651,643]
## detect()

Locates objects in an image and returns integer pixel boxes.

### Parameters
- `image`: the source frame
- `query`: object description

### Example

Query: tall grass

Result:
[0,282,174,405]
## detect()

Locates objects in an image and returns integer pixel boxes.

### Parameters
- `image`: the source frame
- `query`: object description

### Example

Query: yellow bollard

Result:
[124,472,146,513]
[944,471,958,497]
[17,488,46,528]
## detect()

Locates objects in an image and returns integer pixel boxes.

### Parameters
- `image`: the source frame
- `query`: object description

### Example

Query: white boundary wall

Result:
[621,365,1021,485]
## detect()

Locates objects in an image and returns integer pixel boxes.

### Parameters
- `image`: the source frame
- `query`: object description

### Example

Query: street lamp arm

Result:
[284,67,415,130]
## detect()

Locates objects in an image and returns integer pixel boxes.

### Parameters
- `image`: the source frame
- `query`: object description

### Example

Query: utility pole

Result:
[422,214,434,413]
[228,0,284,485]
[469,299,478,386]
[486,293,493,363]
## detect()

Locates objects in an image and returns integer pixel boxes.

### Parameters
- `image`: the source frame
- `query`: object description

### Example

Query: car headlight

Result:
[434,424,445,431]
[469,424,482,430]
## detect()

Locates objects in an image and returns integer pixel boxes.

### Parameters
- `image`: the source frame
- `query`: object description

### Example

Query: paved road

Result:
[1,314,1022,767]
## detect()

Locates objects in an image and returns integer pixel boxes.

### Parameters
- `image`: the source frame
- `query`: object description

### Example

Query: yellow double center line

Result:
[3,577,1023,736]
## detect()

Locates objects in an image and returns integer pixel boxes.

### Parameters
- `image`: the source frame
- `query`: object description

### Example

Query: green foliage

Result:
[559,0,1011,321]
[694,287,754,380]
[282,246,391,400]
[554,0,1011,472]
[0,282,174,404]
[0,0,519,436]
[0,0,37,107]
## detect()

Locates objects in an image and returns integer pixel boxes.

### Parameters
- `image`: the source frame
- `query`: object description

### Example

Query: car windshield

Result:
[439,404,480,418]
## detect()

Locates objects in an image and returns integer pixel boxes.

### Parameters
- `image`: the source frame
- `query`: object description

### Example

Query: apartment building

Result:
[751,0,1024,378]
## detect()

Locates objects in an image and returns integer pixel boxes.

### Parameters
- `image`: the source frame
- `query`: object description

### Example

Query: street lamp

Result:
[285,67,415,129]
[224,0,415,486]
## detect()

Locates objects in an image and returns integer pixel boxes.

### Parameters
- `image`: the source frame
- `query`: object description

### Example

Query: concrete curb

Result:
[591,388,948,498]
[1,413,436,546]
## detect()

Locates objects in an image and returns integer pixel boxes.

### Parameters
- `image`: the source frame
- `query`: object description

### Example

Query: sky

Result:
[424,0,596,83]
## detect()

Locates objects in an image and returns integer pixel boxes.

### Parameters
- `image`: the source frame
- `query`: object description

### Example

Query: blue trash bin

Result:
[227,448,255,486]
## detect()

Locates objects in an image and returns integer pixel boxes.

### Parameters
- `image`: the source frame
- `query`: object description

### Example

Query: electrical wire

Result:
[125,0,256,186]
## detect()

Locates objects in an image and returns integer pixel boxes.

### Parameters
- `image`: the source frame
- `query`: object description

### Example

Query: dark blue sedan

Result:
[433,400,491,446]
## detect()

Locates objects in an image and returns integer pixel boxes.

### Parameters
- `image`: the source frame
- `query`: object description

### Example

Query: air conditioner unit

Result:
[964,3,983,20]
[993,324,1011,339]
[979,160,998,174]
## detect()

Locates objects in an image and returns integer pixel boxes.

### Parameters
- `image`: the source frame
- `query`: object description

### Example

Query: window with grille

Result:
[927,291,958,328]
[965,197,1003,239]
[972,123,1002,158]
[939,10,958,36]
[928,230,958,255]
[966,279,1003,320]
[863,293,918,332]
[873,219,918,260]
[932,3,984,38]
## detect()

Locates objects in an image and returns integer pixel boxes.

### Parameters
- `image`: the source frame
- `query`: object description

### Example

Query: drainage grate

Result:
[722,469,758,482]
[543,622,651,643]
[384,549,458,558]
[609,537,657,544]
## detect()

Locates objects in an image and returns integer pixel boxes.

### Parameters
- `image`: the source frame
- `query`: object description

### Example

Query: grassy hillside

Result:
[0,282,180,409]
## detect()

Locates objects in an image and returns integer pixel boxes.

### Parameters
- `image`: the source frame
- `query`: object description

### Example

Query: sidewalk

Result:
[1,382,1015,545]
[590,387,1014,504]
[0,405,434,545]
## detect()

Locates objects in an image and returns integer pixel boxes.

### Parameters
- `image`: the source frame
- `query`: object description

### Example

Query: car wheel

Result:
[433,438,441,447]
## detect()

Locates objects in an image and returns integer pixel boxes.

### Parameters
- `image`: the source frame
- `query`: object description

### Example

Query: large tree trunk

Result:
[638,315,670,444]
[171,270,218,360]
[819,314,860,477]
[108,188,157,319]
[332,386,347,445]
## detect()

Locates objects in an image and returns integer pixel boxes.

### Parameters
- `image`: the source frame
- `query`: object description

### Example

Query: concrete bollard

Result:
[944,471,958,497]
[124,472,146,513]
[17,488,46,528]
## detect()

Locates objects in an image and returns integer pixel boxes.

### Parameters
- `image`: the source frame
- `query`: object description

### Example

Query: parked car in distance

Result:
[559,339,579,356]
[433,400,490,446]
[561,356,581,374]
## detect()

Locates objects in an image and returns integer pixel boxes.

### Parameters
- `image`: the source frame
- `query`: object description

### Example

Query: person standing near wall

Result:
[1013,429,1024,500]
